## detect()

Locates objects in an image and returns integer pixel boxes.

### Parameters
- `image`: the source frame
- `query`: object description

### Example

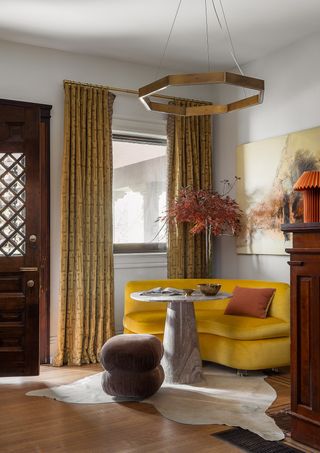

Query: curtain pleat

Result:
[167,101,213,278]
[53,82,115,366]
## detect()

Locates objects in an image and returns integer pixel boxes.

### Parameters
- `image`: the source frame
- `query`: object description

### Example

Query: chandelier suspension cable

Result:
[211,0,246,97]
[210,0,222,29]
[154,0,183,80]
[211,0,244,76]
[154,0,244,80]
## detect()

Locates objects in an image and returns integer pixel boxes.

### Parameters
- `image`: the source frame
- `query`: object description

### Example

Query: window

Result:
[113,134,167,253]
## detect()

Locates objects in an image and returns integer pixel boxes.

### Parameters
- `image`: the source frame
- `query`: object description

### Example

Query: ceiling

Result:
[1,0,320,72]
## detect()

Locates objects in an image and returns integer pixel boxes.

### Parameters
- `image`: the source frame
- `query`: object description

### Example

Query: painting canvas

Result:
[236,126,320,255]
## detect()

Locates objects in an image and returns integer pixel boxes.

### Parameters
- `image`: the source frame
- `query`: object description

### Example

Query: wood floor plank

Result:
[0,365,291,453]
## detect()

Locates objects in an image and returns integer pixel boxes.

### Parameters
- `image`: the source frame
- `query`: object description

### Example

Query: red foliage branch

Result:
[165,184,242,236]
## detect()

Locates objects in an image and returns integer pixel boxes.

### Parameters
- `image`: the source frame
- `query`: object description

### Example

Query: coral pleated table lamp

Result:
[293,171,320,222]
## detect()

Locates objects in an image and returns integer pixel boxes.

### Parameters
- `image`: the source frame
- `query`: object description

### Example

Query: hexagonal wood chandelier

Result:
[139,71,264,117]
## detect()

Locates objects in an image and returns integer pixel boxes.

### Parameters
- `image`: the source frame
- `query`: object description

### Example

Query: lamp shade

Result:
[293,171,320,222]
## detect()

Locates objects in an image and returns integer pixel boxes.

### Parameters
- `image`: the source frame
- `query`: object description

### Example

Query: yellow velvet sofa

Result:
[123,279,290,371]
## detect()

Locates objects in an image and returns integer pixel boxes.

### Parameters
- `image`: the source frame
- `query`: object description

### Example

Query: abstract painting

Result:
[236,126,320,255]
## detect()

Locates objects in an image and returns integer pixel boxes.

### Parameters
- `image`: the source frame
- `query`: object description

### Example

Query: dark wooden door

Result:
[0,100,51,376]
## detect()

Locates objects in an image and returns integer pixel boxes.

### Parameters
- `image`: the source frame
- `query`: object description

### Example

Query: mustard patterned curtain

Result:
[167,101,213,278]
[53,81,115,366]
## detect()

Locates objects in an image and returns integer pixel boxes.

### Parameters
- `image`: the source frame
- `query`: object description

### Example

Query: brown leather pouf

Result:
[100,334,164,400]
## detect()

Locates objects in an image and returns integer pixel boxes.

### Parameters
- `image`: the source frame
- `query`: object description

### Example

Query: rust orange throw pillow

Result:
[224,286,276,318]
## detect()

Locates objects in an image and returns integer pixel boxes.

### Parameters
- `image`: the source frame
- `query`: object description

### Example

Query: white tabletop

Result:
[130,291,231,303]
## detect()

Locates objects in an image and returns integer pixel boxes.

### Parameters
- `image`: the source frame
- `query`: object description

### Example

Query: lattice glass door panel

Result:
[0,153,26,256]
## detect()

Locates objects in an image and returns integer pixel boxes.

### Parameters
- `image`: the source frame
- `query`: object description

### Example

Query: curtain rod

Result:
[63,79,211,105]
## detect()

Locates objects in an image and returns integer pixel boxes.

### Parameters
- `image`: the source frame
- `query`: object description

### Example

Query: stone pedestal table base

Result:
[161,301,202,384]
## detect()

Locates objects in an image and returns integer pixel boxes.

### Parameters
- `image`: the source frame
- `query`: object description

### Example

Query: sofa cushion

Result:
[224,286,276,318]
[124,311,166,335]
[124,309,289,340]
[196,309,289,340]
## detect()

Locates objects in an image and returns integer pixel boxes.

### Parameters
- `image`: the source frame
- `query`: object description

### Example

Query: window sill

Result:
[114,252,167,270]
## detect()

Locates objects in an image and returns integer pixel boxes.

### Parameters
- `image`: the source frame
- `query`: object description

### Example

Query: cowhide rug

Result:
[26,364,284,441]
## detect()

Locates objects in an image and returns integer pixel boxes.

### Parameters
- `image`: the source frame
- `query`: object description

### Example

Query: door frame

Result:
[0,98,52,364]
[39,104,51,364]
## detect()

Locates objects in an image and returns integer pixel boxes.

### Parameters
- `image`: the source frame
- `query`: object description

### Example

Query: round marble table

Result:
[130,291,231,385]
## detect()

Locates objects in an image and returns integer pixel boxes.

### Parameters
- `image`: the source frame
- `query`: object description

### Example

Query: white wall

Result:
[0,40,172,356]
[213,32,320,282]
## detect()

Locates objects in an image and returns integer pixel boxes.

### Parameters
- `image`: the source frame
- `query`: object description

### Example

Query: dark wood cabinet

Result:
[281,223,320,450]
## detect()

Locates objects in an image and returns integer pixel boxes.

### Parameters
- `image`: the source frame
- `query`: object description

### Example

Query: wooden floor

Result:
[0,365,310,453]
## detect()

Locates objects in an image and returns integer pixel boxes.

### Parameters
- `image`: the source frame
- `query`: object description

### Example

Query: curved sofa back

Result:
[124,279,290,323]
